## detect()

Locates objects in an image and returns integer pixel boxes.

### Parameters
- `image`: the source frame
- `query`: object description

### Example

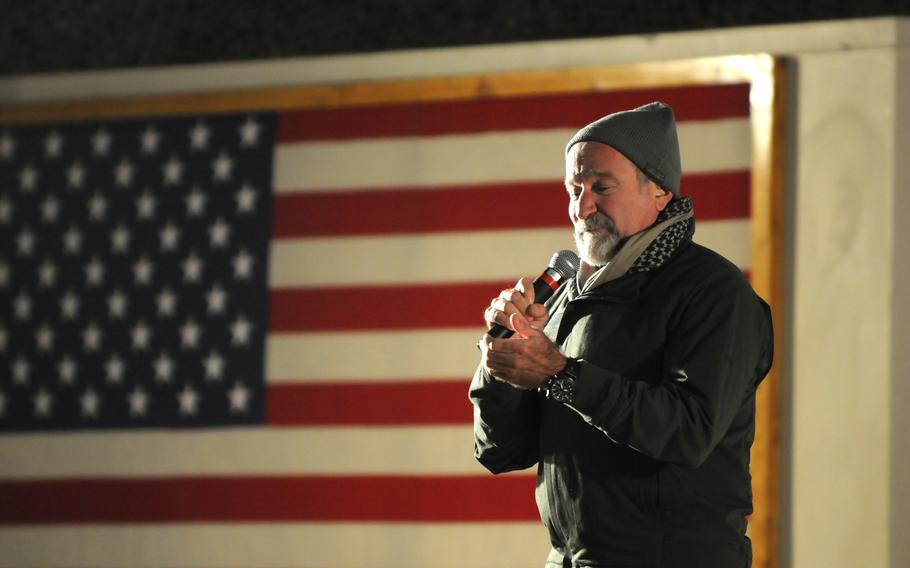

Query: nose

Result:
[575,186,597,221]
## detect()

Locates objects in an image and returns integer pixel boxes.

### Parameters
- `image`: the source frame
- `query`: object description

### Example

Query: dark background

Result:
[2,0,910,77]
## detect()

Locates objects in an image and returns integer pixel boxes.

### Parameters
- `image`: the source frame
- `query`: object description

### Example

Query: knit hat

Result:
[565,101,682,196]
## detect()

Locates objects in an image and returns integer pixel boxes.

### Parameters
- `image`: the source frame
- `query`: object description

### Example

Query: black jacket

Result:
[470,240,773,567]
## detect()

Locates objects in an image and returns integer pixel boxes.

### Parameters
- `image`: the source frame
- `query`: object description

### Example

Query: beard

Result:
[574,213,621,266]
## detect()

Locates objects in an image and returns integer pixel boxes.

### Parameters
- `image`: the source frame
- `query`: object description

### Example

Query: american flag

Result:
[0,83,752,567]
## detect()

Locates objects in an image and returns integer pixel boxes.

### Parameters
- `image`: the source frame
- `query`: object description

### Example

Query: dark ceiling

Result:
[1,0,908,77]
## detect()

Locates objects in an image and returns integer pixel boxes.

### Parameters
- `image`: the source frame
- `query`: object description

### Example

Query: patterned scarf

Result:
[627,196,695,274]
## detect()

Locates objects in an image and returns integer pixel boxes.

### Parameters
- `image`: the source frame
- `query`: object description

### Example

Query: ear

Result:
[654,187,673,212]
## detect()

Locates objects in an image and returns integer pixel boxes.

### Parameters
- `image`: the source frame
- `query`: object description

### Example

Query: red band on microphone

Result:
[540,273,559,292]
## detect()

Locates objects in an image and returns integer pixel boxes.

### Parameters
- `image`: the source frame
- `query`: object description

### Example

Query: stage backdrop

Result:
[0,55,784,568]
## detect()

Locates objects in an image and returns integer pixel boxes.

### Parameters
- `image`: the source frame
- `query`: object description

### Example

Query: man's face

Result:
[565,141,671,266]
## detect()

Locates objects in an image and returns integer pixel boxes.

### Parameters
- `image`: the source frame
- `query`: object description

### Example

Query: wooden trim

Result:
[746,56,787,568]
[0,54,786,568]
[3,55,767,123]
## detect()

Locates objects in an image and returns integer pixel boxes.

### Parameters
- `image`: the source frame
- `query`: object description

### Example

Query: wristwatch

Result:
[544,357,581,403]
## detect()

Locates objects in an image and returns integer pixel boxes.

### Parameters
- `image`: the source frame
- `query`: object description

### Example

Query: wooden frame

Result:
[0,54,786,568]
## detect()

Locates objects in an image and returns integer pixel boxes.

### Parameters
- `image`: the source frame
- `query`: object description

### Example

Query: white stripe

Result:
[269,228,576,287]
[0,426,518,478]
[274,118,751,192]
[267,328,484,382]
[269,220,749,288]
[692,218,751,269]
[0,523,550,568]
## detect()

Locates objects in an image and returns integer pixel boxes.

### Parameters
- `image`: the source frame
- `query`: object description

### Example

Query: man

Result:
[470,102,773,567]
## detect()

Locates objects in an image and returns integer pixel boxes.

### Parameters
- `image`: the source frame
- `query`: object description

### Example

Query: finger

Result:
[511,312,542,339]
[499,287,530,315]
[526,303,548,321]
[514,276,536,305]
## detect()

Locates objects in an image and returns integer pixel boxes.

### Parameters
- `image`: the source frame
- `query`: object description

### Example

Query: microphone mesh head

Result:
[547,250,580,279]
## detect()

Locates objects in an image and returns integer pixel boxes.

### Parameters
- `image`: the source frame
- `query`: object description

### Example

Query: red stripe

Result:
[278,83,750,141]
[0,475,538,524]
[267,381,471,425]
[273,171,749,237]
[269,281,509,332]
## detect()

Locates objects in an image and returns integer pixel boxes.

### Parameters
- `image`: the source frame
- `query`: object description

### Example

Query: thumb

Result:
[515,276,536,304]
[510,312,541,339]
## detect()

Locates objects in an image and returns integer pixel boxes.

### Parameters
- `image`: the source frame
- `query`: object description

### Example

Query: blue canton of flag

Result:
[0,112,275,431]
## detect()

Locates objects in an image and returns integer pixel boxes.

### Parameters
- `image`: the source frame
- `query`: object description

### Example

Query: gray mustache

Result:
[578,214,616,232]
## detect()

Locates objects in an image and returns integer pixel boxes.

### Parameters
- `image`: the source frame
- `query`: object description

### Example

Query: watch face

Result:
[550,376,574,403]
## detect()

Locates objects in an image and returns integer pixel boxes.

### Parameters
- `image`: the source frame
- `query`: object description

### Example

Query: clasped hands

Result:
[480,276,567,389]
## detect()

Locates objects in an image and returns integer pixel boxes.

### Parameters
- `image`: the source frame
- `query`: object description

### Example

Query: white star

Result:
[212,151,233,182]
[0,131,15,159]
[180,318,202,349]
[41,194,60,223]
[136,190,156,219]
[203,350,225,381]
[0,262,8,288]
[85,257,105,287]
[38,259,57,287]
[35,388,53,418]
[235,183,257,213]
[110,224,131,254]
[230,314,253,346]
[209,218,231,248]
[128,386,149,416]
[19,163,37,192]
[88,192,107,221]
[189,121,210,150]
[60,290,79,320]
[80,388,100,418]
[239,117,261,147]
[105,354,125,384]
[228,381,251,413]
[92,128,112,156]
[108,289,128,319]
[58,355,77,384]
[185,187,206,216]
[177,384,200,416]
[154,351,175,382]
[35,324,54,352]
[63,226,83,255]
[44,130,64,158]
[16,227,35,256]
[131,320,152,350]
[14,292,32,321]
[66,161,85,189]
[163,156,184,185]
[156,287,177,317]
[182,252,204,283]
[0,196,13,223]
[82,321,103,352]
[12,356,30,384]
[114,158,134,188]
[206,283,228,314]
[133,256,154,285]
[159,222,180,251]
[140,125,161,154]
[233,249,254,280]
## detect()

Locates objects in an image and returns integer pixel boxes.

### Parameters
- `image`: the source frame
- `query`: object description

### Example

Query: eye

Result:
[565,185,582,199]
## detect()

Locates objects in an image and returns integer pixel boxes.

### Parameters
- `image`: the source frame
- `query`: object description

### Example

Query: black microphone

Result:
[486,249,580,340]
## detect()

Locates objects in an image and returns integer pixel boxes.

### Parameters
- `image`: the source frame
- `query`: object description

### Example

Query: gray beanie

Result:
[565,101,682,196]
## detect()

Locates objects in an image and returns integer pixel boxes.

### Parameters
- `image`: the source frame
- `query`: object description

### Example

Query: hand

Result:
[481,310,567,389]
[483,277,549,332]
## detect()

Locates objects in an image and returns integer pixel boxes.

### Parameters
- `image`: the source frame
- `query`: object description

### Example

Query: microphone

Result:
[486,249,580,339]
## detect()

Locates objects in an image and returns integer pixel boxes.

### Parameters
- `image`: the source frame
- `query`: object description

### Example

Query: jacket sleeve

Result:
[566,276,773,468]
[469,364,540,474]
